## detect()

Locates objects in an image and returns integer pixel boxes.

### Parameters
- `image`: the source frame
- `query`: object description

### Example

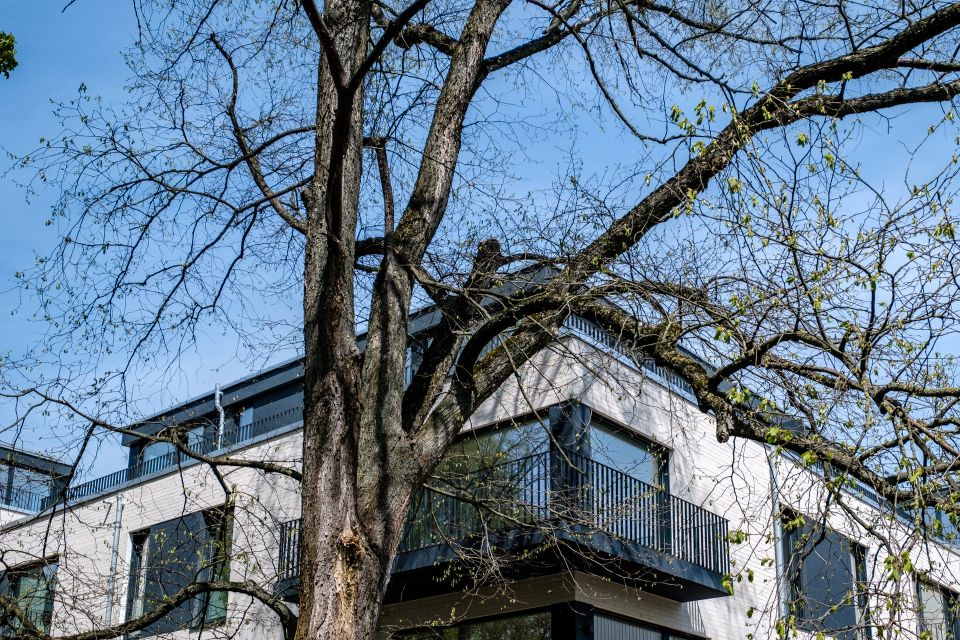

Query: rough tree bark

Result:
[298,0,517,634]
[298,0,372,635]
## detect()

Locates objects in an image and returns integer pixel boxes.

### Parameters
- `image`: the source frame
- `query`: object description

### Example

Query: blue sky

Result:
[1,3,135,465]
[3,2,960,479]
[0,2,248,473]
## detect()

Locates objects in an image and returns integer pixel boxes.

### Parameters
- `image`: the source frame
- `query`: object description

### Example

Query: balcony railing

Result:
[39,403,303,510]
[277,450,729,583]
[0,486,48,513]
[563,316,697,399]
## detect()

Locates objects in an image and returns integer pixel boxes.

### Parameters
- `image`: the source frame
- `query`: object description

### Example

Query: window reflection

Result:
[590,424,664,488]
[918,582,960,640]
[440,421,549,476]
[782,516,868,640]
[401,611,551,640]
[0,560,58,635]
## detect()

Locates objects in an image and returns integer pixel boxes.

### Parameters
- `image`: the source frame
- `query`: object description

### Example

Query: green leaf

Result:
[0,32,16,79]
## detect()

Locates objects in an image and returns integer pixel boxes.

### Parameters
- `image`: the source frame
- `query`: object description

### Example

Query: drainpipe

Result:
[766,444,790,620]
[214,384,225,449]
[104,494,124,626]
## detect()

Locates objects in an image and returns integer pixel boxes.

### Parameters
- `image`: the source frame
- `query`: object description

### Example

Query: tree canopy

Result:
[0,32,16,78]
[5,1,960,639]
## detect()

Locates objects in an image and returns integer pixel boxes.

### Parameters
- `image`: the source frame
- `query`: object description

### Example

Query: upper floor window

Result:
[126,506,232,635]
[918,581,960,640]
[236,407,254,438]
[441,421,549,476]
[0,559,58,635]
[1,463,54,510]
[139,436,177,465]
[590,424,667,489]
[782,515,868,640]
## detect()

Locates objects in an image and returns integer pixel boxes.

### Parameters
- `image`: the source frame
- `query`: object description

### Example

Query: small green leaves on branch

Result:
[0,32,16,79]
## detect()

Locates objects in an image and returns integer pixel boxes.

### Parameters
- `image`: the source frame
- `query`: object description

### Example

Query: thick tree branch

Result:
[4,580,297,640]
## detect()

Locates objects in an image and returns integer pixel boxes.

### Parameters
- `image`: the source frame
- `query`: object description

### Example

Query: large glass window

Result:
[918,581,960,640]
[0,463,53,511]
[782,516,868,640]
[587,425,668,548]
[590,424,665,488]
[594,612,695,640]
[126,507,232,635]
[402,611,551,640]
[404,422,550,550]
[441,422,549,476]
[139,437,177,464]
[0,560,58,636]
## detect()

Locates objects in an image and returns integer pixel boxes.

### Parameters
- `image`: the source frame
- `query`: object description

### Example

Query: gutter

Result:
[103,494,125,625]
[766,444,790,620]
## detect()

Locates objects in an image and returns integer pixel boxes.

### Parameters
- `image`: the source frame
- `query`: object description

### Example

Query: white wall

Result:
[2,335,957,640]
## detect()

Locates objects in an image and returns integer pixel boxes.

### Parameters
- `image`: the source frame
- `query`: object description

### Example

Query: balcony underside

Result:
[277,526,728,604]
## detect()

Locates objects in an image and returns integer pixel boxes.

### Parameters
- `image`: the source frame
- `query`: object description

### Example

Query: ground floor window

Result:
[0,559,57,636]
[125,506,232,635]
[593,612,696,640]
[401,611,552,640]
[918,581,960,640]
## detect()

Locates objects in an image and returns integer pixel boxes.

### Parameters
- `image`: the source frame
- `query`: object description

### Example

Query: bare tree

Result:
[6,0,960,639]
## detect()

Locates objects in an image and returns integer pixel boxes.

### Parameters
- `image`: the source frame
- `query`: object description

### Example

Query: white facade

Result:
[1,327,958,640]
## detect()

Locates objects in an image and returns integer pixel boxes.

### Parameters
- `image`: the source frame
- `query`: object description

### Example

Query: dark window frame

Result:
[781,512,870,640]
[0,557,58,637]
[917,579,960,640]
[446,407,672,490]
[394,607,553,640]
[588,414,671,492]
[124,505,233,635]
[593,608,707,640]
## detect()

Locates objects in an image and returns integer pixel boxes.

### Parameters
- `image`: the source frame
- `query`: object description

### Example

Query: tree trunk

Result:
[297,0,516,636]
[297,0,385,636]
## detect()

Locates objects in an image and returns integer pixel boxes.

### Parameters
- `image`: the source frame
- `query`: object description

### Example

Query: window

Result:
[126,507,232,634]
[918,581,960,640]
[590,424,666,489]
[782,515,868,640]
[921,507,960,544]
[186,423,210,453]
[0,560,58,636]
[594,612,697,640]
[1,463,53,510]
[440,422,549,477]
[238,407,254,431]
[588,425,669,547]
[139,435,177,465]
[402,611,551,640]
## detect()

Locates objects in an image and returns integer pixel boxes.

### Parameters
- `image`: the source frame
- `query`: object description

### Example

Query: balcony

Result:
[275,450,730,602]
[0,486,48,513]
[39,403,302,510]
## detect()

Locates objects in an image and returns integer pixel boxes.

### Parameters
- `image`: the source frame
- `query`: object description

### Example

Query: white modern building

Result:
[1,313,958,640]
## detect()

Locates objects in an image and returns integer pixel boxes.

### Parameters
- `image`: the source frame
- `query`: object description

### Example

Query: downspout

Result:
[103,494,124,625]
[214,383,225,449]
[766,444,790,620]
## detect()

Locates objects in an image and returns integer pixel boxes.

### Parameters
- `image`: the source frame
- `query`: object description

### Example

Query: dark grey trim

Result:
[122,359,305,444]
[1,420,303,533]
[0,444,71,476]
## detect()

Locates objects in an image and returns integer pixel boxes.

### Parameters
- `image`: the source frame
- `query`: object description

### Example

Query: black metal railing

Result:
[40,404,303,510]
[0,486,47,512]
[276,450,728,582]
[563,316,697,399]
[279,518,302,581]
